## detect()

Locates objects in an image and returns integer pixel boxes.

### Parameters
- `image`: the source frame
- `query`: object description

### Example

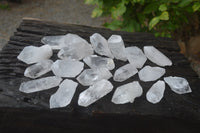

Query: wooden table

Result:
[0,18,200,133]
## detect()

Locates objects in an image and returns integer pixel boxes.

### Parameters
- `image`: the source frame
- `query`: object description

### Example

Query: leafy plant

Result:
[85,0,200,37]
[0,3,9,10]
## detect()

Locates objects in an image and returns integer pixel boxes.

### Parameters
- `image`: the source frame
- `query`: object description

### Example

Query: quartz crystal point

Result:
[83,55,115,70]
[125,46,147,68]
[78,79,113,107]
[41,35,65,49]
[51,59,84,77]
[19,76,62,93]
[90,33,114,58]
[164,76,192,94]
[144,46,172,67]
[77,67,112,86]
[17,45,53,64]
[108,35,127,61]
[111,81,143,104]
[114,64,138,82]
[139,66,166,82]
[50,79,78,109]
[146,80,165,104]
[24,60,53,79]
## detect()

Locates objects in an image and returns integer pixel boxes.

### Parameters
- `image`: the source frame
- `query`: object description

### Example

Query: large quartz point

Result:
[146,80,165,104]
[113,64,138,82]
[125,46,147,68]
[41,35,65,49]
[144,46,172,67]
[24,60,53,79]
[17,45,53,64]
[111,81,143,104]
[77,67,112,86]
[19,76,62,93]
[50,79,78,109]
[51,59,84,77]
[108,35,127,61]
[83,55,115,70]
[164,76,192,94]
[90,33,114,58]
[78,79,113,107]
[139,66,166,82]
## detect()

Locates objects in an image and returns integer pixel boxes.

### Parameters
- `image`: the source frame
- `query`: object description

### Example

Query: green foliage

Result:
[85,0,200,37]
[0,3,9,10]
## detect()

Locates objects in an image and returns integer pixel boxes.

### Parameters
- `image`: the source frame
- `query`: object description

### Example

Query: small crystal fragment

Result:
[144,46,172,66]
[90,33,114,58]
[17,45,53,64]
[77,67,112,86]
[164,76,192,94]
[24,60,53,79]
[108,35,127,61]
[19,76,62,93]
[41,35,65,49]
[83,55,115,70]
[114,64,138,82]
[111,81,143,104]
[146,80,165,104]
[50,79,78,109]
[138,66,166,82]
[78,79,113,107]
[125,46,147,68]
[51,59,84,77]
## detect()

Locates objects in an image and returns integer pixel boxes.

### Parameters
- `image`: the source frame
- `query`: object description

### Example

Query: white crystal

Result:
[41,35,65,49]
[83,55,115,70]
[125,46,147,68]
[164,76,192,94]
[144,46,172,67]
[51,59,84,77]
[138,66,166,82]
[19,76,62,93]
[111,81,143,104]
[77,67,112,86]
[108,35,127,61]
[50,79,78,109]
[90,33,114,58]
[114,64,138,82]
[24,60,53,79]
[17,45,53,64]
[146,80,165,104]
[78,79,113,107]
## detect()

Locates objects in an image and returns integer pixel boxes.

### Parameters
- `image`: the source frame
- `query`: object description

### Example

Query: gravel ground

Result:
[0,0,105,50]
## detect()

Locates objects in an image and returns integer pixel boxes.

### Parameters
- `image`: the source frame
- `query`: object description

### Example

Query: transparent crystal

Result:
[19,76,62,93]
[114,64,138,82]
[41,35,65,49]
[164,76,192,94]
[50,79,78,109]
[146,80,165,104]
[111,81,143,104]
[144,46,172,67]
[51,59,84,77]
[24,59,53,79]
[17,45,53,64]
[78,79,113,107]
[125,46,147,68]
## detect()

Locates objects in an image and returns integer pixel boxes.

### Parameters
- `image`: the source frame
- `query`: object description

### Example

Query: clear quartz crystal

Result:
[108,35,127,61]
[19,76,62,93]
[83,55,115,70]
[77,67,112,86]
[114,64,138,82]
[125,46,147,68]
[164,76,192,94]
[138,65,166,82]
[146,80,165,104]
[78,79,113,107]
[24,59,53,79]
[41,35,65,49]
[90,33,114,58]
[111,81,143,104]
[50,79,78,109]
[17,45,53,64]
[144,46,172,67]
